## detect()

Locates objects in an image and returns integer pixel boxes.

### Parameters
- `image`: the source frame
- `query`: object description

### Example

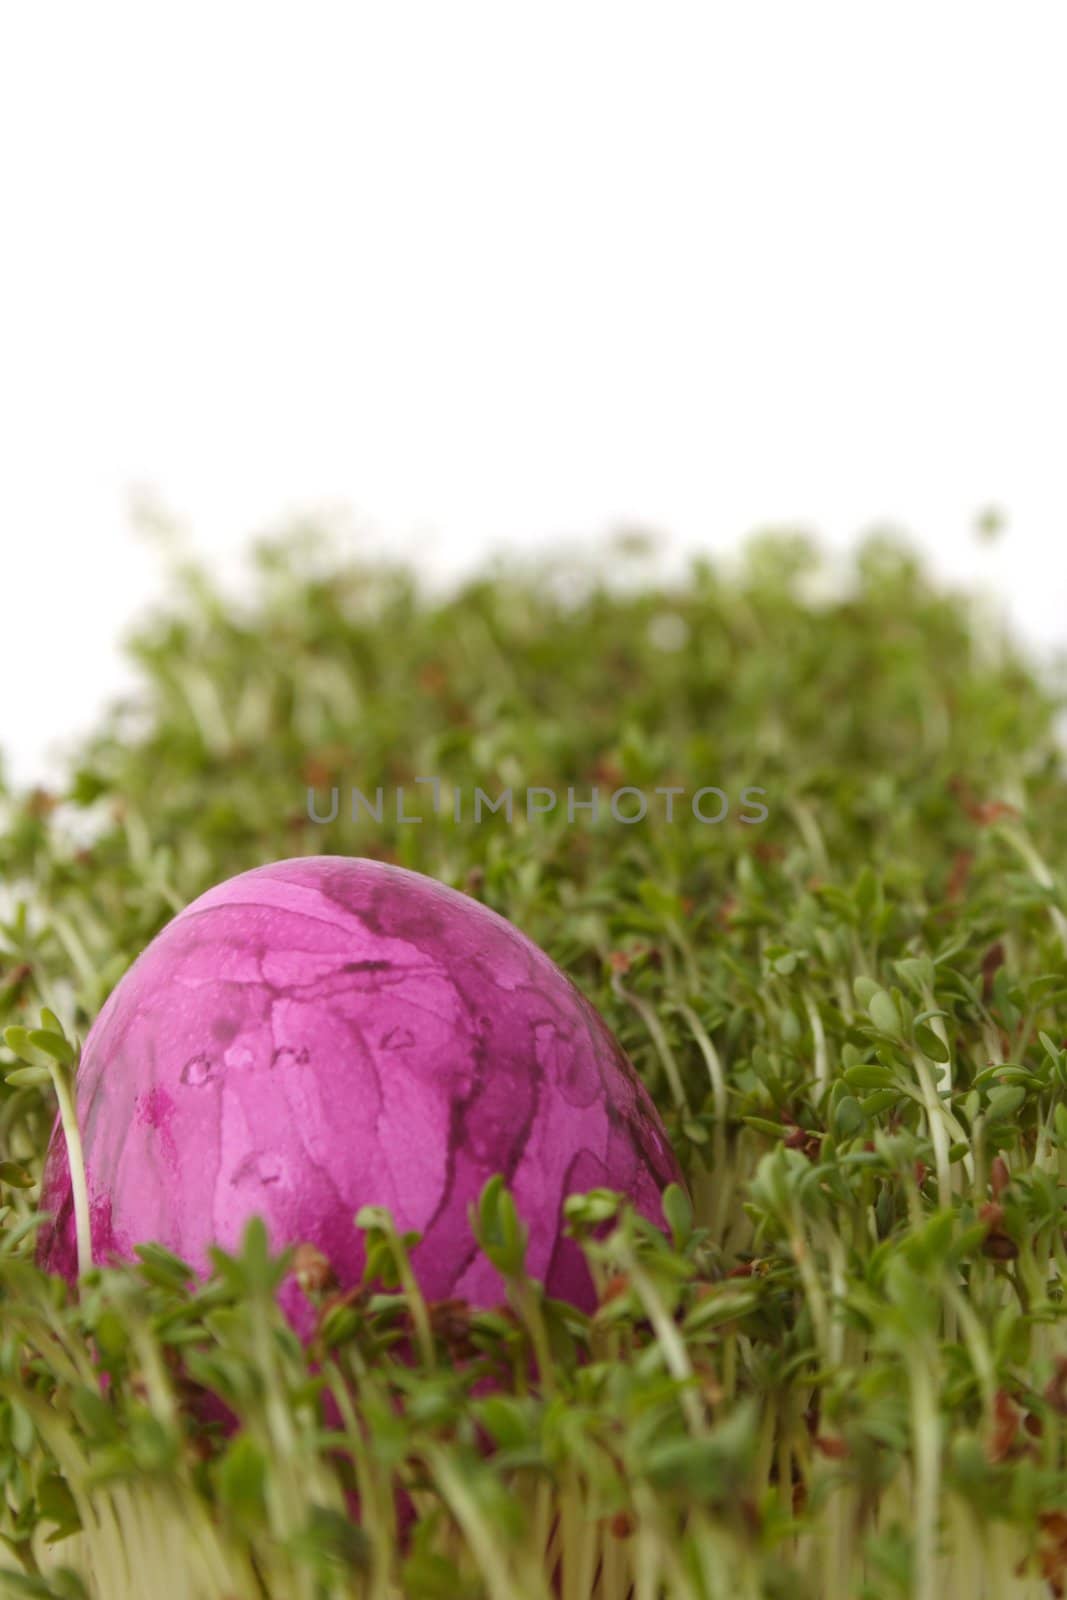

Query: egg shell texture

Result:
[37,856,683,1327]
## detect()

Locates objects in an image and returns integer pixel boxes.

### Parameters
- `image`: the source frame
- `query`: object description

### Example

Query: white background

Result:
[2,3,1065,788]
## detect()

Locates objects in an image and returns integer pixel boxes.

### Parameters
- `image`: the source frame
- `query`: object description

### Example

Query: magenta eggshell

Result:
[37,856,683,1328]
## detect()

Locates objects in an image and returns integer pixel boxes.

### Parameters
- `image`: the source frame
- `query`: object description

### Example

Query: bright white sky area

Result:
[2,3,1066,788]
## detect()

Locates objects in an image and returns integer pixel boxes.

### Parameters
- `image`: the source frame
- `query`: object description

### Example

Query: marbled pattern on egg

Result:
[36,855,683,1330]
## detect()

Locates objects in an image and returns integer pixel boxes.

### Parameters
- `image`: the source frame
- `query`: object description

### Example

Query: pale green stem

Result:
[789,800,830,873]
[911,1050,953,1210]
[942,1282,996,1420]
[998,823,1067,956]
[385,1217,436,1371]
[424,1442,546,1600]
[613,977,690,1114]
[512,1273,557,1399]
[803,989,829,1101]
[790,1225,832,1368]
[51,1062,92,1277]
[626,1258,706,1435]
[908,1347,942,1600]
[673,1001,730,1238]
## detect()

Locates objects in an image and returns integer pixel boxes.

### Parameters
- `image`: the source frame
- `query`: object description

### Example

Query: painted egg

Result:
[37,856,682,1330]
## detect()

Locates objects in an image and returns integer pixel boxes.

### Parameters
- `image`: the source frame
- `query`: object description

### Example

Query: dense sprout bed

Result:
[1,527,1067,1600]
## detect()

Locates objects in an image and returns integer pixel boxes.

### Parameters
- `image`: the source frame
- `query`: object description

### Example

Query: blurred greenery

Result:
[1,524,1066,1598]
